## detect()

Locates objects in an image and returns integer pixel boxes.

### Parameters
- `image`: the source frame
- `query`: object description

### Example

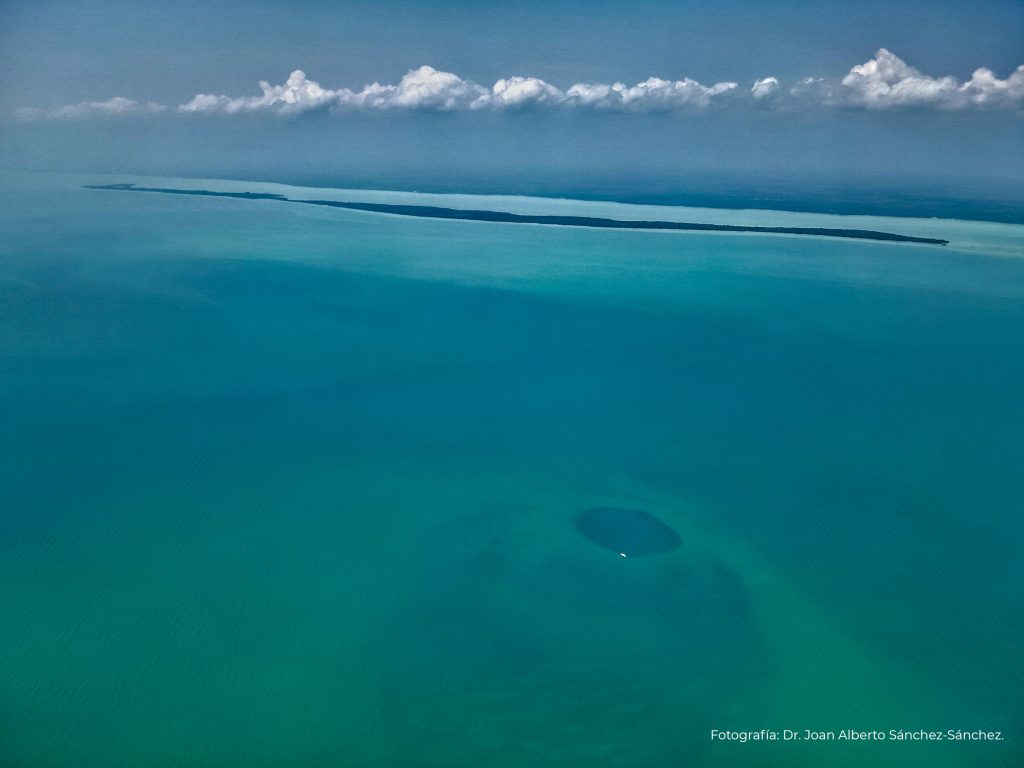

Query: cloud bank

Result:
[18,50,1024,120]
[178,67,738,114]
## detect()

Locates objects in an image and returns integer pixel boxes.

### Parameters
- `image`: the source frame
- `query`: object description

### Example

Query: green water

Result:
[1,174,1022,767]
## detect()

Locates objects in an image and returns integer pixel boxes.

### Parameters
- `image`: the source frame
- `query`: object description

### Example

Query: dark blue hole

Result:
[576,507,682,557]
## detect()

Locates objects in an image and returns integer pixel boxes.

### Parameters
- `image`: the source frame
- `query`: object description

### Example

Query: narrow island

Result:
[85,184,950,245]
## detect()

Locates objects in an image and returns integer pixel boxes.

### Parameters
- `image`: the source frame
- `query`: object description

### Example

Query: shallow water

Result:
[1,173,1022,767]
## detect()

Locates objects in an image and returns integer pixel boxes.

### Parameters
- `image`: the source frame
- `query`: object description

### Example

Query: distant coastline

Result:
[85,183,950,246]
[171,173,1024,226]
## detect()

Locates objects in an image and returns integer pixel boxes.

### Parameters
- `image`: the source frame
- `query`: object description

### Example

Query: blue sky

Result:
[1,0,1022,199]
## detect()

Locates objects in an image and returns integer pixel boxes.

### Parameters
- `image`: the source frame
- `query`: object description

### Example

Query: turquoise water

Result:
[1,174,1022,767]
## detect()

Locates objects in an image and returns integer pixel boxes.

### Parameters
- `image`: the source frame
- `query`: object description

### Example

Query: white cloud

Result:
[16,97,166,120]
[491,76,565,108]
[179,69,344,114]
[568,77,736,110]
[17,53,1024,119]
[841,49,957,108]
[340,66,489,111]
[750,77,780,99]
[957,64,1024,108]
[180,66,488,114]
[619,77,736,110]
[839,49,1024,110]
[564,82,617,107]
[340,81,393,111]
[389,66,489,110]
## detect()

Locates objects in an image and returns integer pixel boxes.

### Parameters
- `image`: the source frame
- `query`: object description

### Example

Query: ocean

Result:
[1,173,1022,767]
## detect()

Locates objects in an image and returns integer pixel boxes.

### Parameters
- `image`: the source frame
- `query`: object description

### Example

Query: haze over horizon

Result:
[2,0,1022,206]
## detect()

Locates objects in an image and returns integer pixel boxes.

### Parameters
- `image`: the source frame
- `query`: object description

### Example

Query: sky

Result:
[1,0,1022,203]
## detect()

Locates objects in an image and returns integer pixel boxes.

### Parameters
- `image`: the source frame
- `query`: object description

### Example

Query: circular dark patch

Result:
[576,507,682,557]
